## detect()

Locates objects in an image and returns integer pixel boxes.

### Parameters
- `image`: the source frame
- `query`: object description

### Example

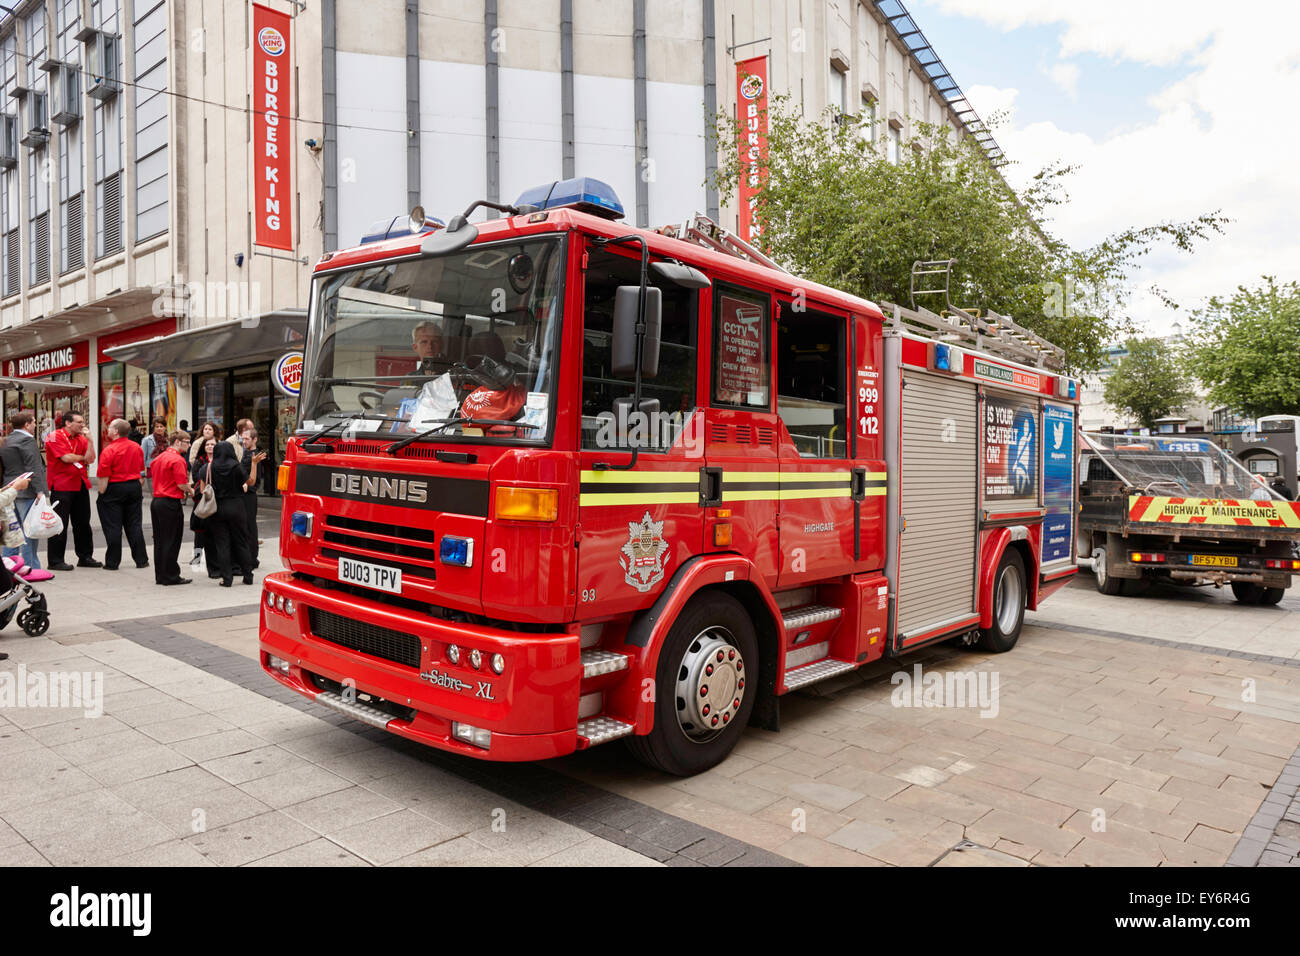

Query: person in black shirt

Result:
[206,442,264,586]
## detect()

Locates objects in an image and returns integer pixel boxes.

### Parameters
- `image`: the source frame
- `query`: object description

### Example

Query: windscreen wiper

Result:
[301,413,404,451]
[384,417,540,455]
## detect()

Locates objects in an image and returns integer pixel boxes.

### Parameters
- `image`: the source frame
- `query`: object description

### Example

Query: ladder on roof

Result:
[654,212,789,274]
[883,299,1066,371]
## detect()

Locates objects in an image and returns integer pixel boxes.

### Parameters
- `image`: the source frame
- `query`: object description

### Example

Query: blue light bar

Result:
[514,177,624,220]
[359,214,446,245]
[932,342,963,374]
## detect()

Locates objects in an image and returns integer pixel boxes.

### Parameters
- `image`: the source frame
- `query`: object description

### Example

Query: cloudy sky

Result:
[909,0,1300,337]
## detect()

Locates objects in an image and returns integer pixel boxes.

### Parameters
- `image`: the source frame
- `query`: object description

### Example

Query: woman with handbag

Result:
[190,437,219,578]
[206,441,263,587]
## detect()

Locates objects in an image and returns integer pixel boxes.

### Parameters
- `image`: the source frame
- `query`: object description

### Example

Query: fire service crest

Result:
[620,511,669,592]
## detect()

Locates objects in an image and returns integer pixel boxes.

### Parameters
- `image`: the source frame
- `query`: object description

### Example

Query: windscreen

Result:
[301,236,565,443]
[1083,433,1283,500]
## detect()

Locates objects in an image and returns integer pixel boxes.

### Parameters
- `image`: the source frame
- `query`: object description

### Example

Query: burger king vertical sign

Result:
[736,55,768,247]
[253,4,292,251]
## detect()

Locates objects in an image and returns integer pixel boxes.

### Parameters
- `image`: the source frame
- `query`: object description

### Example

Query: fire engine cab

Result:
[260,178,1080,775]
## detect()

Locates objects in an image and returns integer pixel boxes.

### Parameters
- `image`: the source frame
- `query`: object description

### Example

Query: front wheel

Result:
[627,591,759,776]
[977,549,1026,653]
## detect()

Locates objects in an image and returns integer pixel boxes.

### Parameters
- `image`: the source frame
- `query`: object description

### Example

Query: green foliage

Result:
[1101,337,1197,428]
[1184,277,1300,418]
[709,97,1227,373]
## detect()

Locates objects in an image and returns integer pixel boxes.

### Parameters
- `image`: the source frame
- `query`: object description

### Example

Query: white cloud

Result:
[926,1,1300,335]
[1046,61,1080,99]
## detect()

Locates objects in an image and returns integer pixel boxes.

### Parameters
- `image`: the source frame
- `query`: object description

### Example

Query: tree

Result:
[1102,337,1197,428]
[1184,277,1300,418]
[710,97,1227,373]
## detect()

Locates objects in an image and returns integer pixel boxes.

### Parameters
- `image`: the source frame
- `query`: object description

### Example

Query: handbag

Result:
[194,464,217,518]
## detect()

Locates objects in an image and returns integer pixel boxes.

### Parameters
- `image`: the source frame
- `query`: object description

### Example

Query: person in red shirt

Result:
[148,430,193,585]
[44,410,101,571]
[96,418,149,571]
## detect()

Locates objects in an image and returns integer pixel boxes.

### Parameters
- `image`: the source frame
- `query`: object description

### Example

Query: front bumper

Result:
[259,572,582,761]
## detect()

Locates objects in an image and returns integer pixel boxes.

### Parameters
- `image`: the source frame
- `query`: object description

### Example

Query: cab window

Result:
[580,248,698,451]
[712,285,770,409]
[777,309,847,458]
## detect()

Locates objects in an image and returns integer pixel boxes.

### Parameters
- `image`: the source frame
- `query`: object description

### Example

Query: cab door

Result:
[774,301,856,586]
[574,244,706,619]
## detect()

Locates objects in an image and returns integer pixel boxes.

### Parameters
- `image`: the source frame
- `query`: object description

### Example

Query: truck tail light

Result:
[1130,552,1165,563]
[495,486,558,521]
[1265,559,1300,569]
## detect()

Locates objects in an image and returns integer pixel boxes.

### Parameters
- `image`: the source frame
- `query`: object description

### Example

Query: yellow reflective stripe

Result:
[721,490,778,502]
[779,487,852,500]
[865,471,887,480]
[579,491,699,506]
[864,487,887,496]
[579,471,699,483]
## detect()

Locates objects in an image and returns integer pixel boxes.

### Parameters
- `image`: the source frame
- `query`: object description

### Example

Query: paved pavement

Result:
[2,503,1300,867]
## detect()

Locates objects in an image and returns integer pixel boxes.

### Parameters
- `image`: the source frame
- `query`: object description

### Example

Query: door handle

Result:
[851,467,867,502]
[700,466,723,507]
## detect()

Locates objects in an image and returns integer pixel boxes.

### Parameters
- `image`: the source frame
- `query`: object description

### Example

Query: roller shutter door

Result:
[896,373,978,637]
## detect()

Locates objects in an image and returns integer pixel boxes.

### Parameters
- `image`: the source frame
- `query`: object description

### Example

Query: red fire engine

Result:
[260,178,1081,775]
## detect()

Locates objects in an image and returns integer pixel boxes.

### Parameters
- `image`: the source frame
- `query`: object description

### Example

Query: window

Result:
[580,247,699,452]
[887,124,901,164]
[861,95,877,140]
[134,0,168,240]
[829,66,846,115]
[777,309,847,458]
[712,285,770,410]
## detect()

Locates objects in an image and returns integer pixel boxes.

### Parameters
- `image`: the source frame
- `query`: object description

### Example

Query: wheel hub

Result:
[675,629,746,742]
[995,564,1023,633]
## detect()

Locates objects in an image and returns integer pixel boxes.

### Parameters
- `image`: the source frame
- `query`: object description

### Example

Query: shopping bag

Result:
[23,493,63,539]
[194,464,217,518]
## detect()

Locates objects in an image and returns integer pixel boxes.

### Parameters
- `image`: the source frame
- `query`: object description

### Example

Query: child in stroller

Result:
[0,475,51,656]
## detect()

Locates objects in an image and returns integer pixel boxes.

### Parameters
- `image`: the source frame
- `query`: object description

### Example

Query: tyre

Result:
[1260,587,1285,606]
[977,548,1026,653]
[626,591,759,776]
[18,609,48,636]
[1234,583,1285,606]
[1231,582,1263,605]
[1093,546,1124,596]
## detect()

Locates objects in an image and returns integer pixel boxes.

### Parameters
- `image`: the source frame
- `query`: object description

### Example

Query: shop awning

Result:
[0,376,88,393]
[103,309,307,375]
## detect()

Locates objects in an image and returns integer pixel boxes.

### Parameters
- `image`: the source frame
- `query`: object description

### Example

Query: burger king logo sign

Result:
[258,26,286,57]
[273,351,303,397]
[740,73,764,100]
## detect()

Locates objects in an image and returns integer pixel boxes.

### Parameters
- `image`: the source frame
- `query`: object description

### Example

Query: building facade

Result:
[0,0,994,487]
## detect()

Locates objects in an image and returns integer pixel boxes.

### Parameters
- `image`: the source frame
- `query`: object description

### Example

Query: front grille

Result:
[322,514,439,581]
[309,607,422,668]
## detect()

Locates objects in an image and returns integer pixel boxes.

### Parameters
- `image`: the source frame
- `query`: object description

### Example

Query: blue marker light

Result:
[290,511,313,537]
[440,536,475,568]
[514,177,625,220]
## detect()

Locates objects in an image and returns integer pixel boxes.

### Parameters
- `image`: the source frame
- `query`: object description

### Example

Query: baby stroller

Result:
[0,555,50,637]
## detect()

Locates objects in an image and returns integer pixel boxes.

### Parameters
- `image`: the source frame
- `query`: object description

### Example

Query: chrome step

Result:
[783,658,857,691]
[581,648,630,679]
[782,604,843,631]
[784,640,829,669]
[313,689,394,730]
[577,716,636,746]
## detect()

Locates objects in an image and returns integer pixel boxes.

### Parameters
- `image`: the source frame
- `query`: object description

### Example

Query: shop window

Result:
[712,285,770,410]
[777,309,847,458]
[580,248,698,452]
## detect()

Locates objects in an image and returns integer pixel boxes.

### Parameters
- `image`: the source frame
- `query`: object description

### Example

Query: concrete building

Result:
[1080,324,1214,433]
[0,0,997,487]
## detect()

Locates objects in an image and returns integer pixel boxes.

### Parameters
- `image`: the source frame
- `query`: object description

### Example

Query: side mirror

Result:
[611,285,661,380]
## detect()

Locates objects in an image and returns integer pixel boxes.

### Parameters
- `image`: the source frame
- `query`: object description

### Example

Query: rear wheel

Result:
[1093,546,1124,596]
[977,549,1026,653]
[1233,582,1285,606]
[627,591,758,776]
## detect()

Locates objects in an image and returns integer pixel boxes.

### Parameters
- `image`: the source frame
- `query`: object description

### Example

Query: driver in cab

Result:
[412,320,450,376]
